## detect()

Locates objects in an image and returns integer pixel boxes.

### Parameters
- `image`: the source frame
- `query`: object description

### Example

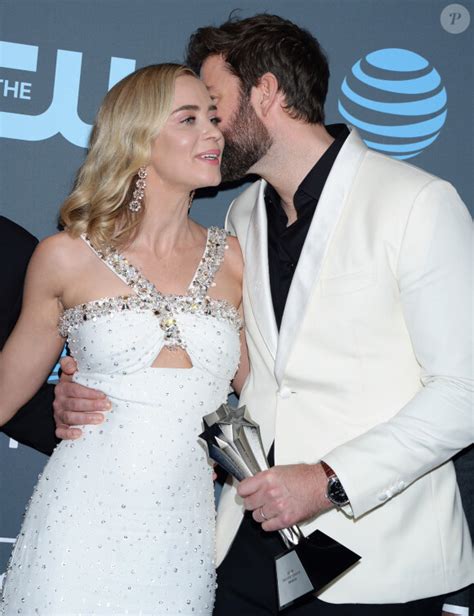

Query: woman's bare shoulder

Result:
[30,231,91,280]
[34,231,81,259]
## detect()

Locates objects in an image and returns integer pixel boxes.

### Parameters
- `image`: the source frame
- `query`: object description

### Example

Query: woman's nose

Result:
[206,121,223,142]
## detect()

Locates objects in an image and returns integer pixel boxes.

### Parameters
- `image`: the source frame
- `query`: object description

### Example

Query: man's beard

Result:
[220,93,273,182]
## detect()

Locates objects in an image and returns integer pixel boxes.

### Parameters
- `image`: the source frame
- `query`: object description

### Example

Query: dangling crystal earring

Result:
[188,190,195,214]
[129,167,147,212]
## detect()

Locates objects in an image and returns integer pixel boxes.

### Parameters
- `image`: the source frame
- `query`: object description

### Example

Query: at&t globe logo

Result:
[338,48,447,160]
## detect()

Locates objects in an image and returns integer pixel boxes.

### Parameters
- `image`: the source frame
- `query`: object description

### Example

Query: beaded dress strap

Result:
[80,227,228,301]
[80,235,162,301]
[188,227,229,298]
[61,230,239,342]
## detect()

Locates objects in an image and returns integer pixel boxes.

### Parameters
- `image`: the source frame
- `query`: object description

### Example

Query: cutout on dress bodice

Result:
[150,346,193,370]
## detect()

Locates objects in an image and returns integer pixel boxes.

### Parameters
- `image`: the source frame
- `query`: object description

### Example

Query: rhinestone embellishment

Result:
[58,228,242,341]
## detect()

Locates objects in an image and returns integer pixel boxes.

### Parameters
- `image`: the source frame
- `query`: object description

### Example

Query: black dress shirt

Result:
[265,124,349,328]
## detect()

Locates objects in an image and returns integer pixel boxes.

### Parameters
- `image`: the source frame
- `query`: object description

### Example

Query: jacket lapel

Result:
[243,180,279,360]
[274,129,368,385]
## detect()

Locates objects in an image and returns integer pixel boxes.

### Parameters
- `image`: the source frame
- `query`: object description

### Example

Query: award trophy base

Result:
[275,529,360,610]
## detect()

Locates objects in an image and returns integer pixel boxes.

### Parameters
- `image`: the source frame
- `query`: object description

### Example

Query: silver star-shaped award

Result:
[200,403,361,611]
[200,403,301,549]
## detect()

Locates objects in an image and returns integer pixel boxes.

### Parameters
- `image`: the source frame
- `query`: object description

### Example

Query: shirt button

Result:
[279,387,291,399]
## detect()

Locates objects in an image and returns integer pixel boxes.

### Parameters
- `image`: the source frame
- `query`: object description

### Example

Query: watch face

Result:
[327,477,349,506]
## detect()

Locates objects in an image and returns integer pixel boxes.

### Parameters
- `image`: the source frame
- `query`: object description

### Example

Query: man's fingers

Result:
[59,356,78,375]
[55,381,107,401]
[60,411,105,426]
[243,494,265,512]
[251,506,272,524]
[64,396,110,412]
[261,512,293,532]
[237,479,258,498]
[54,395,109,414]
[237,473,267,498]
[55,425,83,440]
[261,518,282,532]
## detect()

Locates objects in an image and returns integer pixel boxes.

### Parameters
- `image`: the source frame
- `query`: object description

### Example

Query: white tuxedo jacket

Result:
[219,128,474,603]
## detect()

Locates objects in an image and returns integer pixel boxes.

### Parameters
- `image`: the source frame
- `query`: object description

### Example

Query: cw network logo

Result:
[0,41,136,147]
[338,48,448,160]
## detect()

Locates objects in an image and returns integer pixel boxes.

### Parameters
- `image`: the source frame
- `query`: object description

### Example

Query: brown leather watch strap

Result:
[321,460,336,480]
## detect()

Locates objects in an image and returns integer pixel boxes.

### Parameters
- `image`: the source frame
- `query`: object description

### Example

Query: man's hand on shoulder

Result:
[54,356,110,440]
[237,463,332,531]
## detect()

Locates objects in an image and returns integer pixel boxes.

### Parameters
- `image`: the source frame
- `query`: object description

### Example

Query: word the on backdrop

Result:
[0,41,136,147]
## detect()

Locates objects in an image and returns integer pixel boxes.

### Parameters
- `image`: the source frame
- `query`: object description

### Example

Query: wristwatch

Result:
[321,461,349,507]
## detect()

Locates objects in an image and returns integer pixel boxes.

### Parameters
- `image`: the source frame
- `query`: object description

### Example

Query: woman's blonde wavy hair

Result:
[60,63,196,250]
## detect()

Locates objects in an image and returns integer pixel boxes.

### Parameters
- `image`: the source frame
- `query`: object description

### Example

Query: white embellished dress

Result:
[1,227,241,615]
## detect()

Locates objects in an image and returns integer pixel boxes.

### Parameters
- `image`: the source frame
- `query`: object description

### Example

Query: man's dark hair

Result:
[186,13,329,124]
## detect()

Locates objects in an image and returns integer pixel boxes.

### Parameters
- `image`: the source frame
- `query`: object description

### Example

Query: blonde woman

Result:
[0,64,247,614]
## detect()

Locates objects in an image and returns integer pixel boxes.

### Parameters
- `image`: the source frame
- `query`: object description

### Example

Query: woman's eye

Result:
[181,116,196,125]
[210,117,222,125]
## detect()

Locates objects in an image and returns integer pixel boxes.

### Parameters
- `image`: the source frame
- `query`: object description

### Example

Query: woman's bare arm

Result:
[0,236,65,425]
